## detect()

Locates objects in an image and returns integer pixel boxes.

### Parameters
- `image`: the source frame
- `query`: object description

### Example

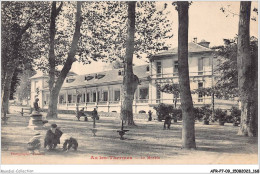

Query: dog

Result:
[60,133,78,151]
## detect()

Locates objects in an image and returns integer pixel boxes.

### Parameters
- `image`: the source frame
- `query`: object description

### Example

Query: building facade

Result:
[30,41,238,114]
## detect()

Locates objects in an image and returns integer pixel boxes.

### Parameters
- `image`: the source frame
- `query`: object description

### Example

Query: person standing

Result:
[92,108,99,120]
[148,110,152,121]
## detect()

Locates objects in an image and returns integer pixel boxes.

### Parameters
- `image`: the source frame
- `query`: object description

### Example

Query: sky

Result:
[70,1,258,75]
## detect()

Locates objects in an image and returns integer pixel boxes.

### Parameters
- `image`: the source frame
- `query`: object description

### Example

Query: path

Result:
[1,108,258,164]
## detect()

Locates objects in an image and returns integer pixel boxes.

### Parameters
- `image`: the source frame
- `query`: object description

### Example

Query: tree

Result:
[1,2,50,118]
[29,2,172,120]
[9,68,22,100]
[120,1,139,125]
[15,68,36,105]
[237,1,258,137]
[46,1,83,118]
[1,2,44,117]
[78,2,173,125]
[176,1,196,149]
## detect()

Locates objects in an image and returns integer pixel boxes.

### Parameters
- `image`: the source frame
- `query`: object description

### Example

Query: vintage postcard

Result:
[1,1,259,173]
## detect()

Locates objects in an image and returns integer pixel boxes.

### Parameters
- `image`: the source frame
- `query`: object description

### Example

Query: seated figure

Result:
[44,124,63,150]
[76,108,87,121]
[33,98,40,112]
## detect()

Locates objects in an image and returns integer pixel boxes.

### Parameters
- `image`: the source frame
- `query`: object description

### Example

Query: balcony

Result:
[86,102,96,106]
[98,101,108,105]
[136,99,149,103]
[109,101,120,104]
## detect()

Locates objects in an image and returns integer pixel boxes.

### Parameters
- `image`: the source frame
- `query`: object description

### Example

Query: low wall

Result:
[10,106,152,120]
[42,108,150,120]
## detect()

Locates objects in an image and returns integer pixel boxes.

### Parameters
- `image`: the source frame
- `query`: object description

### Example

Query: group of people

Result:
[27,123,78,154]
[77,108,99,121]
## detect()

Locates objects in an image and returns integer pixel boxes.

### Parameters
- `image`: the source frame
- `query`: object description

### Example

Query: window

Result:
[82,93,86,102]
[59,95,64,104]
[93,92,96,102]
[198,82,203,88]
[66,77,75,83]
[139,88,149,99]
[174,61,178,73]
[34,81,39,92]
[77,94,81,103]
[45,94,50,105]
[198,58,203,75]
[85,76,93,81]
[198,92,203,102]
[156,87,161,103]
[156,62,162,74]
[114,90,120,101]
[86,93,90,103]
[97,91,100,102]
[198,82,203,102]
[103,91,108,101]
[68,95,72,103]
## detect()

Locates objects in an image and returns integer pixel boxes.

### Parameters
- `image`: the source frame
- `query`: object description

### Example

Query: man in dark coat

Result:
[92,108,99,120]
[164,115,172,130]
[148,110,152,121]
[44,124,63,150]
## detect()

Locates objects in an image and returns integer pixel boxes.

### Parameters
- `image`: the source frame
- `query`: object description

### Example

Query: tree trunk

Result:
[46,2,82,118]
[47,90,59,118]
[1,17,31,118]
[1,68,15,117]
[177,1,196,149]
[120,1,139,126]
[237,1,257,137]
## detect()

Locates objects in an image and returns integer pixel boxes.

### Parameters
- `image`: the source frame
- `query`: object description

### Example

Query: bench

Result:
[75,109,100,121]
[20,108,32,116]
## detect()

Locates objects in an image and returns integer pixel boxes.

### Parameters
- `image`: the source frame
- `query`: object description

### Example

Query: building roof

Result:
[151,42,213,59]
[58,64,150,89]
[30,71,77,79]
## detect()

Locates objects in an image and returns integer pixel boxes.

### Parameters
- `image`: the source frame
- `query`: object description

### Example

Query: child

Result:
[27,133,41,154]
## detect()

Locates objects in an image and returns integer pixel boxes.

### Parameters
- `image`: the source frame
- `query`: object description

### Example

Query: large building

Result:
[30,40,238,113]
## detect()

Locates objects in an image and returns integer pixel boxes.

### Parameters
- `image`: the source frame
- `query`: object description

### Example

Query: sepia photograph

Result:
[1,0,259,173]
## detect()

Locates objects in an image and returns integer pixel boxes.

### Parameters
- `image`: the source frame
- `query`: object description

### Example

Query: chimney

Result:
[198,39,210,48]
[193,37,197,43]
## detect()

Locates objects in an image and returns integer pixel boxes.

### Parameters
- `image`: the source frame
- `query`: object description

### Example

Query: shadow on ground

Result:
[1,108,258,164]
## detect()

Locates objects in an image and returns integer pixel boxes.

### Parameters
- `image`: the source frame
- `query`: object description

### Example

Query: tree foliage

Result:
[1,2,49,115]
[78,1,173,64]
